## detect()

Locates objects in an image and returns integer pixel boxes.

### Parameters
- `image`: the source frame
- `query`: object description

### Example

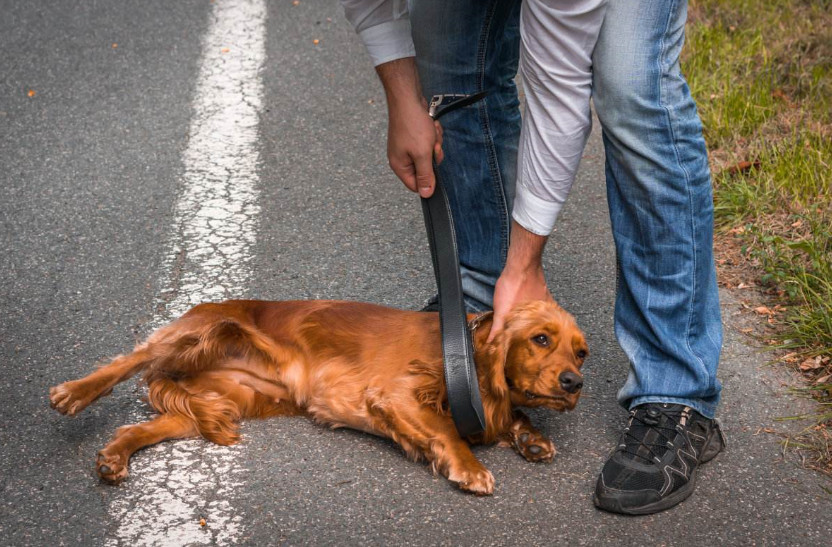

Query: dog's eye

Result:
[532,334,550,347]
[576,349,588,359]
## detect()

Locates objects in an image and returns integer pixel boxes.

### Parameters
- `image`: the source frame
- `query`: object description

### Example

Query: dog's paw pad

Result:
[96,453,128,484]
[515,434,556,463]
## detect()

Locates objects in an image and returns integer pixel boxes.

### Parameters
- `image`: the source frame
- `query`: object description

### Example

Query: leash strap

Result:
[421,92,488,437]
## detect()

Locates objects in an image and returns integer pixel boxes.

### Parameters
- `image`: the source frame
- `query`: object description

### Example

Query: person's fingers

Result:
[487,312,505,344]
[433,121,445,164]
[414,154,435,198]
[390,160,418,193]
[434,141,444,165]
[488,276,511,343]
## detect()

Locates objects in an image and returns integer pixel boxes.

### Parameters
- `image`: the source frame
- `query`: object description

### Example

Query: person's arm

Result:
[488,220,553,342]
[375,58,442,197]
[341,0,442,196]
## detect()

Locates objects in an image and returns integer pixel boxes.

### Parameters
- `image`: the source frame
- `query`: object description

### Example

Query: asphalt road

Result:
[1,1,829,545]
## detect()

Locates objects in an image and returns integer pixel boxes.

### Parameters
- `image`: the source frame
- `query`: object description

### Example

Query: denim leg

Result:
[410,0,522,312]
[592,0,723,418]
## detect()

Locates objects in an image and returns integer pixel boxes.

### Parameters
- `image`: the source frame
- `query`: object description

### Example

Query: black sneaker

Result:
[593,403,726,515]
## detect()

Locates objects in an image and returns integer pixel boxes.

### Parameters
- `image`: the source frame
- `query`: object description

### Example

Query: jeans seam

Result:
[476,0,511,266]
[658,0,709,387]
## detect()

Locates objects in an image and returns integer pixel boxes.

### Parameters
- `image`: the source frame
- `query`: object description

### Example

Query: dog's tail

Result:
[145,376,241,445]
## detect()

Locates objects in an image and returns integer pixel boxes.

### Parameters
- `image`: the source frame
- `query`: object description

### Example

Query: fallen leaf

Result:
[772,88,794,106]
[754,306,774,316]
[781,352,800,363]
[800,357,823,371]
[791,219,803,228]
[814,374,831,385]
[27,89,36,98]
[724,160,761,176]
[739,327,753,334]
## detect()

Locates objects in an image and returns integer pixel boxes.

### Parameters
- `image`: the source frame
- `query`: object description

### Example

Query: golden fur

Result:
[50,299,587,494]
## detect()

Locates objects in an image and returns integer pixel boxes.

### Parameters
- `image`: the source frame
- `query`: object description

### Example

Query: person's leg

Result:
[593,0,722,418]
[591,0,725,515]
[410,0,522,312]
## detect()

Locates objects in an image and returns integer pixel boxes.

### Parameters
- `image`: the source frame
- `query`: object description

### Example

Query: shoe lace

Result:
[620,406,685,465]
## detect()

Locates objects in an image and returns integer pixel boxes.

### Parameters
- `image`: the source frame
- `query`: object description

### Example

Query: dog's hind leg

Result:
[96,413,198,484]
[50,347,153,416]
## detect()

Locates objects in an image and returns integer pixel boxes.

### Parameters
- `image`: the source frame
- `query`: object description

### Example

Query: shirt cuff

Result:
[511,184,565,236]
[358,18,416,66]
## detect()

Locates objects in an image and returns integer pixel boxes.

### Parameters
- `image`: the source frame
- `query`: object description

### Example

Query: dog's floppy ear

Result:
[482,318,510,398]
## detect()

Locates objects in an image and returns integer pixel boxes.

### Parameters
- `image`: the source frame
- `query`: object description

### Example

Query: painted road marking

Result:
[106,0,268,544]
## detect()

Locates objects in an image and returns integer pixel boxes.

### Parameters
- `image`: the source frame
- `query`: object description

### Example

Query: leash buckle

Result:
[428,92,488,120]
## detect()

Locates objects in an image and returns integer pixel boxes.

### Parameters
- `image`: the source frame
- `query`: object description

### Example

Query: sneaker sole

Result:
[593,469,698,516]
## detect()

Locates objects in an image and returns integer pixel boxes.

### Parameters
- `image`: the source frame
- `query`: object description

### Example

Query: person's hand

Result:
[387,96,444,197]
[375,57,443,198]
[488,221,553,342]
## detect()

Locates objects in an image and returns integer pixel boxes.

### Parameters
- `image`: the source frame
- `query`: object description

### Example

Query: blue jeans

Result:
[410,0,522,313]
[411,0,722,417]
[593,0,722,417]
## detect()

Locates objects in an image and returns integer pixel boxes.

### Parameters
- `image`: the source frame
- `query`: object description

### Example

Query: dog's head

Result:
[483,300,588,412]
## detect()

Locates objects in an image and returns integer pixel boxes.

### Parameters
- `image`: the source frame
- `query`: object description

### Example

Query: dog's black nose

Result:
[559,371,583,393]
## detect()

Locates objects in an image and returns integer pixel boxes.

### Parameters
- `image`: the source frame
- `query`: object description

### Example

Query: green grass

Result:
[684,0,832,474]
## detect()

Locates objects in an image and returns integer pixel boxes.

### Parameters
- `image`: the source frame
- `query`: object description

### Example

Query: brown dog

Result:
[49,299,587,495]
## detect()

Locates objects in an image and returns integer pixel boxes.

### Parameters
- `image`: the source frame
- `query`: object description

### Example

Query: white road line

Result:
[107,1,267,545]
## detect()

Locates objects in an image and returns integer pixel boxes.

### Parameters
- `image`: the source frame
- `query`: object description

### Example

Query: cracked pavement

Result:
[1,1,830,545]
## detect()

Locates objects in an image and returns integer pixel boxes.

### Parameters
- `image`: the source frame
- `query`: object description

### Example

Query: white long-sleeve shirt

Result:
[340,0,415,66]
[341,0,607,236]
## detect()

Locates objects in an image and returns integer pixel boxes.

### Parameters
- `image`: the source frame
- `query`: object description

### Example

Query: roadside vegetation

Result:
[684,0,831,475]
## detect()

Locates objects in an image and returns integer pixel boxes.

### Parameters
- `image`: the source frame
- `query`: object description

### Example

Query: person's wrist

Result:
[386,93,427,121]
[503,221,547,274]
[376,58,424,109]
[501,262,544,286]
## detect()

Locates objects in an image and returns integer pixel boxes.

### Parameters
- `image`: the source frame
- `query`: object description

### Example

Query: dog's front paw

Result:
[514,431,557,463]
[453,467,495,496]
[96,451,128,484]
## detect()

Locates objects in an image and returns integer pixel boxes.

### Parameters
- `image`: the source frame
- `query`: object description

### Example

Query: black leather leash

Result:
[422,92,488,437]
